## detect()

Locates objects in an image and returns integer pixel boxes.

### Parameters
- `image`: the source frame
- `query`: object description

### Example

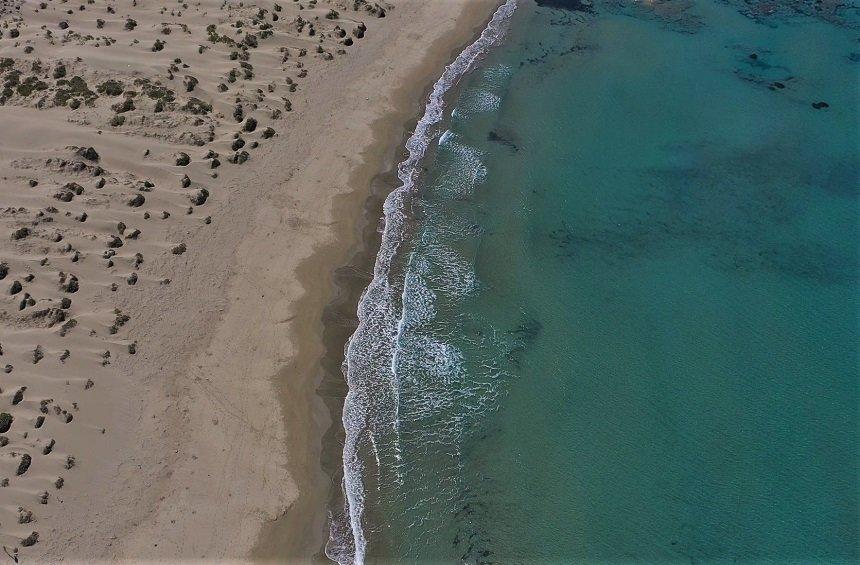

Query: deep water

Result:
[335,0,859,562]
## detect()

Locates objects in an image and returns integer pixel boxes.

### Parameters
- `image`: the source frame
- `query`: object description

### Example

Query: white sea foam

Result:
[432,136,488,199]
[400,255,436,330]
[481,63,514,88]
[457,88,503,115]
[421,241,478,299]
[326,2,519,563]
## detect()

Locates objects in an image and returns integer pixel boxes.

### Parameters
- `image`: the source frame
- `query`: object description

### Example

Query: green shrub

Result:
[182,97,211,114]
[96,79,124,96]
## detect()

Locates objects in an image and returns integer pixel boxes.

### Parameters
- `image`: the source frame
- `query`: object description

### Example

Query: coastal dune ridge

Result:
[331,1,516,563]
[0,0,506,561]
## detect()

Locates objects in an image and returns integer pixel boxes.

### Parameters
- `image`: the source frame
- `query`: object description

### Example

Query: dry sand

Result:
[0,0,502,561]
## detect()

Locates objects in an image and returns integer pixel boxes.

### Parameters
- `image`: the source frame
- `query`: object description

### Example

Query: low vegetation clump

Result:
[181,97,212,114]
[16,76,48,97]
[206,24,238,47]
[0,413,12,433]
[96,79,124,96]
[135,78,175,103]
[54,76,96,106]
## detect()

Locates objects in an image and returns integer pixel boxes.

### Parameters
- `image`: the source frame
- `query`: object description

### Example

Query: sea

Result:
[326,0,860,562]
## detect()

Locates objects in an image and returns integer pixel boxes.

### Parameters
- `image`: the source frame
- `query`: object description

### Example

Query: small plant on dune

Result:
[96,79,124,96]
[0,413,12,433]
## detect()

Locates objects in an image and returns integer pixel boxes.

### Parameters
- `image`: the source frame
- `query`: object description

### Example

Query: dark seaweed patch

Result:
[487,130,519,152]
[561,43,597,55]
[614,0,704,34]
[541,144,858,286]
[505,317,542,368]
[731,48,800,92]
[452,486,496,564]
[535,0,595,12]
[727,0,859,29]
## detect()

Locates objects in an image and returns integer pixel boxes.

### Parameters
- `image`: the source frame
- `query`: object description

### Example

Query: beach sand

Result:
[0,0,502,561]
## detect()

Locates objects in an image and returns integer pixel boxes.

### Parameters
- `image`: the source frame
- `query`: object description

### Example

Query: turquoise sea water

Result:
[330,0,859,562]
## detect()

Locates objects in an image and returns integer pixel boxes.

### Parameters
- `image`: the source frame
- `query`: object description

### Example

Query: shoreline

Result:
[314,2,517,562]
[252,0,507,561]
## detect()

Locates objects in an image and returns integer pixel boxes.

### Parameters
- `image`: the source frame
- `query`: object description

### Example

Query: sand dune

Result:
[0,0,501,560]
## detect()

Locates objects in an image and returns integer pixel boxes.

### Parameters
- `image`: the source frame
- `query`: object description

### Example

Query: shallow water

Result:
[332,0,859,561]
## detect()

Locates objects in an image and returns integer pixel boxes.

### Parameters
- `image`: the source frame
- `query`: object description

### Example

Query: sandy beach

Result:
[0,0,502,561]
